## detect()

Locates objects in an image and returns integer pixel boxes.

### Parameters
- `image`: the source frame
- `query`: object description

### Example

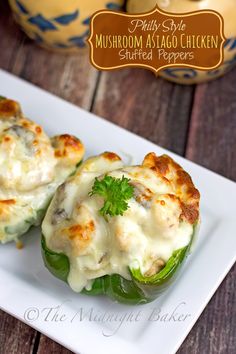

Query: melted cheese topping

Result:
[42,152,200,292]
[0,99,85,243]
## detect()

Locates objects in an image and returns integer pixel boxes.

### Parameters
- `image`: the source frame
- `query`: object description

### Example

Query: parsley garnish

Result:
[89,175,134,217]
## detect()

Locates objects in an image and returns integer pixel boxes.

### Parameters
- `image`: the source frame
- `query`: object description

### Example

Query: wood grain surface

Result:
[0,1,235,354]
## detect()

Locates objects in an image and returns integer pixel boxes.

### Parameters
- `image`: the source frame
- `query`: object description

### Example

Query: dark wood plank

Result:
[0,309,38,354]
[37,336,73,354]
[93,68,195,156]
[11,44,98,111]
[178,68,236,354]
[186,69,236,181]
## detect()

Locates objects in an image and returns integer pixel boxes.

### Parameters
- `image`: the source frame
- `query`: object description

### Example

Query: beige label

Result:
[88,6,225,73]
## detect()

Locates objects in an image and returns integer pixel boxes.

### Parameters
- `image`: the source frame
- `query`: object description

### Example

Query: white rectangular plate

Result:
[0,69,235,354]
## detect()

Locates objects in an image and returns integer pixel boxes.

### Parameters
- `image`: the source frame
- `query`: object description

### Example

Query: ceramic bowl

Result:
[9,0,124,52]
[127,0,236,84]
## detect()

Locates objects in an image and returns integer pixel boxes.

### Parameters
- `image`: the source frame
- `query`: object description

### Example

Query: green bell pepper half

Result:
[42,223,197,305]
[41,235,70,282]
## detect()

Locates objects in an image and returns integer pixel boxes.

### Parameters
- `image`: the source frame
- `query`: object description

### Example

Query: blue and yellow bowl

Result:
[127,0,236,84]
[9,0,124,52]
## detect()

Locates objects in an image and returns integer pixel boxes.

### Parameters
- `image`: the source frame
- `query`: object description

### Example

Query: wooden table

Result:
[0,2,235,353]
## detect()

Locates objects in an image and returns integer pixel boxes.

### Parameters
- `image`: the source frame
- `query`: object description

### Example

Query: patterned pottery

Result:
[127,0,236,84]
[8,0,124,52]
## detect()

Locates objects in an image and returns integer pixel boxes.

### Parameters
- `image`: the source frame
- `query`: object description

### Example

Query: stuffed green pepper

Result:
[42,152,200,304]
[0,97,85,244]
